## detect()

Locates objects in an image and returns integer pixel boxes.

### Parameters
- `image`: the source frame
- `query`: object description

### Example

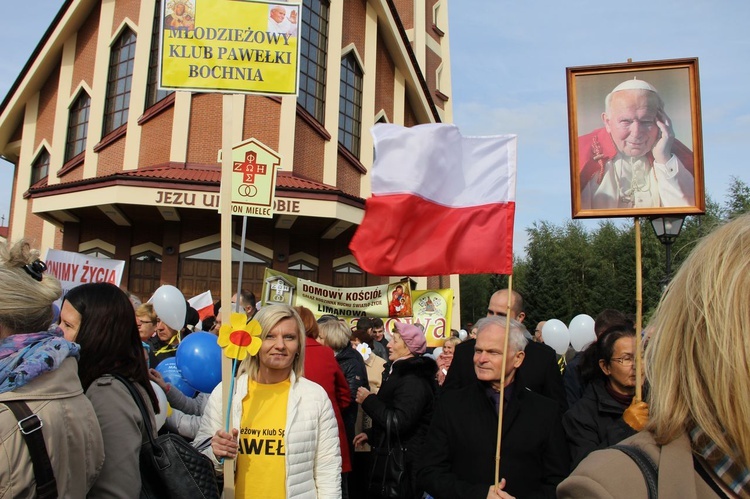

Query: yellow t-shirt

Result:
[235,379,290,499]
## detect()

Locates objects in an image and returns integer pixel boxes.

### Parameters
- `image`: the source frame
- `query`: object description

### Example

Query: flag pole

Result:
[494,275,513,485]
[634,217,643,401]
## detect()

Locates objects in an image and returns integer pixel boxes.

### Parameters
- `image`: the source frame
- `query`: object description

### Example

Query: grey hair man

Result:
[418,315,570,498]
[443,290,567,413]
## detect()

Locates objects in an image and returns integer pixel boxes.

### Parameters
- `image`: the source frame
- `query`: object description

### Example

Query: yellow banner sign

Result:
[160,0,301,95]
[261,269,452,347]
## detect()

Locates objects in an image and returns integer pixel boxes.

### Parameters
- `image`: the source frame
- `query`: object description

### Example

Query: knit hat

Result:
[395,322,426,356]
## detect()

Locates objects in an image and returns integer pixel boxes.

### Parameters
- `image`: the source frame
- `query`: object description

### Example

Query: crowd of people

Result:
[2,211,750,498]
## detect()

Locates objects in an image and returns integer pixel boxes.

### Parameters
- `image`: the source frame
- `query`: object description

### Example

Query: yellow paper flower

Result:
[217,314,262,360]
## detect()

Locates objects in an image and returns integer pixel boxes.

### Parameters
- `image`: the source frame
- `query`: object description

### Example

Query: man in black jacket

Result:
[418,316,570,498]
[443,289,567,413]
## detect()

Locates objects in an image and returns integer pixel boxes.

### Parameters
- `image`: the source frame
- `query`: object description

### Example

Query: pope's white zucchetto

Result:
[612,78,658,93]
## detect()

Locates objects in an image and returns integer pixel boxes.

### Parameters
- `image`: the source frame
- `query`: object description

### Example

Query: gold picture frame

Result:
[567,58,705,219]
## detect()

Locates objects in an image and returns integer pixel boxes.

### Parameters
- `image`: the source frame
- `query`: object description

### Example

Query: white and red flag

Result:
[350,123,517,276]
[188,290,214,321]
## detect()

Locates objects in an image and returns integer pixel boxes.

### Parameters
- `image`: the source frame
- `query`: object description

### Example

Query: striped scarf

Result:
[690,424,750,498]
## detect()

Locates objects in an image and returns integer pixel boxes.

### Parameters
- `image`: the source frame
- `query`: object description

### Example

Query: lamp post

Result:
[650,216,685,286]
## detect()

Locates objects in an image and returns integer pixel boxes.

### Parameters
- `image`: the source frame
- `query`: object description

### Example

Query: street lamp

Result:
[650,216,685,285]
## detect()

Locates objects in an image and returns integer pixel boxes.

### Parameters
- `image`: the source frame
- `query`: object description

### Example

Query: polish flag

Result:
[350,123,517,276]
[188,290,214,321]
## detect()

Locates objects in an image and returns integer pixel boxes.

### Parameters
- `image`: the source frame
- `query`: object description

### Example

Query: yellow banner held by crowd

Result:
[159,0,302,95]
[261,269,453,347]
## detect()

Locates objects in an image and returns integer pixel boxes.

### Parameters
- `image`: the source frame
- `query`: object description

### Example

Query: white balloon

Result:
[569,314,596,351]
[542,319,570,356]
[150,381,169,430]
[151,285,186,331]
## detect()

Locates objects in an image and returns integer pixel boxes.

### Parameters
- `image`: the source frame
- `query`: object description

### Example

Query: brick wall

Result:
[112,0,142,37]
[97,135,126,175]
[23,202,44,247]
[336,154,361,196]
[342,0,366,58]
[392,0,414,30]
[187,94,223,165]
[292,117,326,183]
[242,96,281,150]
[376,40,396,120]
[138,106,174,167]
[72,5,100,90]
[35,64,61,154]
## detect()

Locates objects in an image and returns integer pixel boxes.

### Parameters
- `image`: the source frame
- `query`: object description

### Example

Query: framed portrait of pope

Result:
[566,58,705,219]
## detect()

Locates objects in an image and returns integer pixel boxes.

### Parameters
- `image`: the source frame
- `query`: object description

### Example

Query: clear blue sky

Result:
[2,0,749,254]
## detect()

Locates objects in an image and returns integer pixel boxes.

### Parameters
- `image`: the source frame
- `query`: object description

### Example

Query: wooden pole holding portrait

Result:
[634,218,643,401]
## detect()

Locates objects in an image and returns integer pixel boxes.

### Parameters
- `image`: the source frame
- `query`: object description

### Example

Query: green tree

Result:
[458,273,492,326]
[725,176,750,219]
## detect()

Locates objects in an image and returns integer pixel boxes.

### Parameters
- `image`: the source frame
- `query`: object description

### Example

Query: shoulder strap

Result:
[612,444,658,499]
[111,374,156,445]
[2,400,58,499]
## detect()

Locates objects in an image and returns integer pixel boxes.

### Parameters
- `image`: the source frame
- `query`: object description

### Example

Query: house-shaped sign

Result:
[230,138,281,218]
[264,274,296,306]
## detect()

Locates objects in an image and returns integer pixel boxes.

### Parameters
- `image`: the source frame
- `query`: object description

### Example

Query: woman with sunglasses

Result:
[561,321,648,469]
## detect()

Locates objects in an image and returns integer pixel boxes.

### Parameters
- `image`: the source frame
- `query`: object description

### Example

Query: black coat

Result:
[561,350,585,409]
[417,381,570,499]
[361,356,437,483]
[442,339,568,413]
[561,378,636,470]
[336,345,369,441]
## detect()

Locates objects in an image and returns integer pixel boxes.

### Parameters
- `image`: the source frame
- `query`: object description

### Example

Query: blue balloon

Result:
[155,357,196,397]
[176,332,222,394]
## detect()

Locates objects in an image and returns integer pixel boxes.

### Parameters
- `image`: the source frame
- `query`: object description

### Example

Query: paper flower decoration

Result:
[218,314,262,360]
[355,342,371,361]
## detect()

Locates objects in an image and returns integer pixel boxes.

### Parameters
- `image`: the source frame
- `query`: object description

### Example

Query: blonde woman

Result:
[0,240,104,497]
[559,213,750,498]
[196,305,341,498]
[135,303,158,342]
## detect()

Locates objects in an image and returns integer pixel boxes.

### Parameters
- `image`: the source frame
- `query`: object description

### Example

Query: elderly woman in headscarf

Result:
[354,322,437,498]
[0,240,104,496]
[559,213,750,498]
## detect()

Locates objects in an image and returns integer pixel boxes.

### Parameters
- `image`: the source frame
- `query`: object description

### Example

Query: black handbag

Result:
[368,412,412,498]
[113,375,221,499]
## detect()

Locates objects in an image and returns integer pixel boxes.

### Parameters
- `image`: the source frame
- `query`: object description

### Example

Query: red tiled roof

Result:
[0,226,8,239]
[112,165,340,193]
[28,163,356,200]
